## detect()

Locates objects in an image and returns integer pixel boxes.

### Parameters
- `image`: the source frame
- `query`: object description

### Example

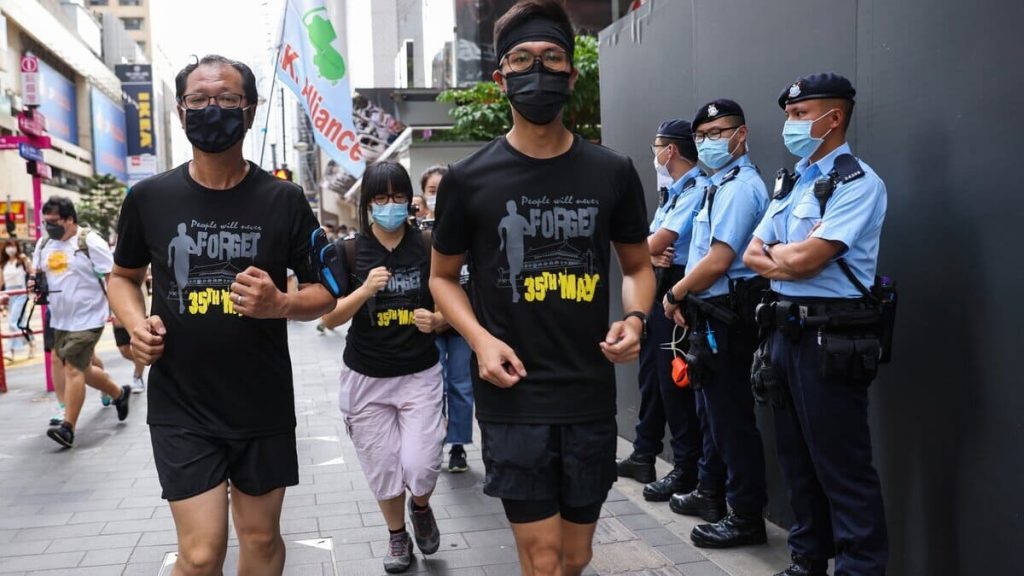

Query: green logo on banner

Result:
[303,7,346,84]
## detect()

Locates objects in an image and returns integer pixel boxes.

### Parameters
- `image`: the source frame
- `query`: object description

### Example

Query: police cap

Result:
[656,119,698,162]
[778,72,856,109]
[692,99,745,129]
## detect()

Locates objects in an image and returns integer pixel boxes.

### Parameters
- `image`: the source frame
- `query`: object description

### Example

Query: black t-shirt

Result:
[342,226,439,377]
[114,161,320,438]
[432,135,648,424]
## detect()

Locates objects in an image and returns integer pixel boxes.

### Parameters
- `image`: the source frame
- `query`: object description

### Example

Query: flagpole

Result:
[260,0,289,169]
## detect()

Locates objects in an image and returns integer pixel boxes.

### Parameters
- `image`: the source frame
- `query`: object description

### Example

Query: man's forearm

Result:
[621,266,656,315]
[109,275,147,331]
[284,284,336,321]
[430,275,489,349]
[767,243,821,279]
[746,249,800,281]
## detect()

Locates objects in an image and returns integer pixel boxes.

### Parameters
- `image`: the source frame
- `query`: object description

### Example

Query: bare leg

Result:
[378,493,407,531]
[170,482,229,576]
[61,363,87,429]
[510,515,564,576]
[84,364,122,397]
[232,486,287,576]
[560,520,598,576]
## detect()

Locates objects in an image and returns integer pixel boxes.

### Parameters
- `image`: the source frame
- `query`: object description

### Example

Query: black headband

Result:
[495,15,574,64]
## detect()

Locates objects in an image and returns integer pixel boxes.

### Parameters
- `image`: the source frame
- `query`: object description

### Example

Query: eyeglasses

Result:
[371,192,410,206]
[179,93,247,110]
[693,125,742,144]
[651,144,668,155]
[502,49,571,73]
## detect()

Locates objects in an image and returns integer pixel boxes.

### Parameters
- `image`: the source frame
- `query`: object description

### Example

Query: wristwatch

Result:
[623,311,648,342]
[664,288,680,306]
[762,242,774,257]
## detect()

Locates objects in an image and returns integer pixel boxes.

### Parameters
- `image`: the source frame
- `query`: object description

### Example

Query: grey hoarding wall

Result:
[599,1,1024,574]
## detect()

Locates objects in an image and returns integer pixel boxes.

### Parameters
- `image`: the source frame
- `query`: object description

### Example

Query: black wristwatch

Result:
[623,311,648,342]
[664,288,680,306]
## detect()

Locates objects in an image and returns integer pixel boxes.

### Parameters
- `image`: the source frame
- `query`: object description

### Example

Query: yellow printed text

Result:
[188,288,239,316]
[523,272,600,303]
[376,308,416,327]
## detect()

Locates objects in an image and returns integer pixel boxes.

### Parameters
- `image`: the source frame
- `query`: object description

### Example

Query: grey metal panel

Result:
[599,0,1024,573]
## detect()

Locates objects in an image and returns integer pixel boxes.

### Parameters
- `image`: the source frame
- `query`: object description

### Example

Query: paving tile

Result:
[78,547,135,567]
[44,532,140,553]
[653,543,705,564]
[0,551,84,572]
[618,513,665,531]
[11,522,106,542]
[0,541,50,558]
[634,527,684,547]
[676,560,731,576]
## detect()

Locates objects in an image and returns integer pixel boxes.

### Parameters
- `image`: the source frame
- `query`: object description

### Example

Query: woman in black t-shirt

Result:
[320,162,444,573]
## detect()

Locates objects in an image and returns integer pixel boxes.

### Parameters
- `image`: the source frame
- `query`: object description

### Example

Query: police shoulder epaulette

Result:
[832,154,865,184]
[681,177,697,192]
[718,166,741,186]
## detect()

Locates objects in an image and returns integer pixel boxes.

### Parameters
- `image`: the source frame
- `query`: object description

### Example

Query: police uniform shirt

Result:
[658,166,709,267]
[752,142,887,298]
[685,154,768,298]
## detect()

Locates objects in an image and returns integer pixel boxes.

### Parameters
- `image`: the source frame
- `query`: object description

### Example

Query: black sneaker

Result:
[383,530,414,573]
[112,385,131,422]
[643,467,697,502]
[46,421,74,448]
[407,499,440,555]
[669,488,727,523]
[448,445,469,473]
[690,510,767,549]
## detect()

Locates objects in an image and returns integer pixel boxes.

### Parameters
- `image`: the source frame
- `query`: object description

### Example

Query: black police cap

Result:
[692,99,745,129]
[655,119,698,162]
[656,119,693,140]
[778,72,856,109]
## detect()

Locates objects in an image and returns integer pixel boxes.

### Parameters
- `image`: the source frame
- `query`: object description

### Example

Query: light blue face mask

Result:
[371,202,408,232]
[697,128,740,170]
[782,109,837,158]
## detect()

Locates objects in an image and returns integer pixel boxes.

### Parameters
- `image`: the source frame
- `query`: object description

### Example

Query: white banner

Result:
[277,0,365,178]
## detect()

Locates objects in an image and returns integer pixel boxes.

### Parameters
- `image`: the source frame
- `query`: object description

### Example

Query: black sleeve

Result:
[287,187,321,284]
[114,189,150,268]
[431,167,469,255]
[610,158,650,244]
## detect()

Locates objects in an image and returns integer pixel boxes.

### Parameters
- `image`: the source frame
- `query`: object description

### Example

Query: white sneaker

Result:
[49,404,65,426]
[132,375,145,393]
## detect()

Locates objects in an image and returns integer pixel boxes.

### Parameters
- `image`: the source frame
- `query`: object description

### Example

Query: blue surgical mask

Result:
[697,129,739,170]
[782,109,837,158]
[371,203,408,232]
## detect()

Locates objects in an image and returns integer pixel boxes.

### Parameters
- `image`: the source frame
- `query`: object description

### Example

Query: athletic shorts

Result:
[150,425,298,501]
[52,328,103,372]
[480,417,618,524]
[113,326,131,347]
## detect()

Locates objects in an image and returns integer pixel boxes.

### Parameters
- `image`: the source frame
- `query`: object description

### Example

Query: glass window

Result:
[88,0,109,5]
[121,17,143,30]
[119,0,142,6]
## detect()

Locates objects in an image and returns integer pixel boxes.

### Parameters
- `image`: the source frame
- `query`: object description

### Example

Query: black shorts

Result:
[150,426,299,501]
[113,326,131,347]
[480,417,617,524]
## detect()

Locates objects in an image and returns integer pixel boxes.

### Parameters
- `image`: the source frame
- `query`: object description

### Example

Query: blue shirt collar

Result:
[710,153,753,185]
[670,165,704,194]
[794,142,852,181]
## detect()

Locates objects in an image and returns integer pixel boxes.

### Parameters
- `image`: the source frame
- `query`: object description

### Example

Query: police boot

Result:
[773,553,829,576]
[643,467,697,502]
[616,452,656,484]
[669,488,726,523]
[690,510,767,549]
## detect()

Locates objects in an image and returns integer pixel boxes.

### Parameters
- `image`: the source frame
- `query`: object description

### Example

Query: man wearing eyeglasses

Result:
[661,99,770,549]
[617,119,719,506]
[108,54,335,576]
[430,1,654,574]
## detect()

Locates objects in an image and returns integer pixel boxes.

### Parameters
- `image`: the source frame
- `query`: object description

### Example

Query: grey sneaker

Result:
[383,530,414,573]
[408,499,440,555]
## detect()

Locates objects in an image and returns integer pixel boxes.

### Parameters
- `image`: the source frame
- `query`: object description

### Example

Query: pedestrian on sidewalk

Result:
[111,316,146,393]
[1,239,35,361]
[320,161,444,574]
[107,54,335,576]
[33,196,131,448]
[430,2,655,574]
[421,165,474,474]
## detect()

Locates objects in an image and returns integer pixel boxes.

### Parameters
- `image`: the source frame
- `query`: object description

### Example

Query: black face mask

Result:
[504,61,572,125]
[184,105,248,153]
[45,222,65,240]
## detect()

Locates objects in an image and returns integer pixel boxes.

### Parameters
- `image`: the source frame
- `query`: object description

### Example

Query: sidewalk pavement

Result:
[0,321,790,576]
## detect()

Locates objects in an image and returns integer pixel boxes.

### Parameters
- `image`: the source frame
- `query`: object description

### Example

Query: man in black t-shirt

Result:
[108,55,335,576]
[430,2,655,575]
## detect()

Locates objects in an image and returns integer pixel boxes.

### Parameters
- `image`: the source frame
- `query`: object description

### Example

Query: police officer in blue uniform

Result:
[743,73,888,576]
[662,100,769,548]
[617,120,720,503]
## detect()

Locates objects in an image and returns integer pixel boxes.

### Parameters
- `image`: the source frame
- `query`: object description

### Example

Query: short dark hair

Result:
[656,136,698,164]
[419,165,448,193]
[494,0,574,60]
[42,196,77,223]
[359,162,414,235]
[175,55,258,105]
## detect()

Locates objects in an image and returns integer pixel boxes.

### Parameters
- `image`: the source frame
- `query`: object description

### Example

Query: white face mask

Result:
[4,247,16,257]
[653,147,674,189]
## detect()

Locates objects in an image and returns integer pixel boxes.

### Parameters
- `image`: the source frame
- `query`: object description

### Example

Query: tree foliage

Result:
[77,174,126,241]
[436,35,602,142]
